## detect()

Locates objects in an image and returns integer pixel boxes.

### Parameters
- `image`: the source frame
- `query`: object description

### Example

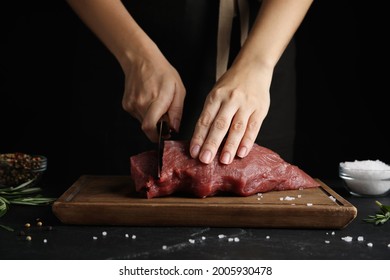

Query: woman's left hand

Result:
[190,63,273,164]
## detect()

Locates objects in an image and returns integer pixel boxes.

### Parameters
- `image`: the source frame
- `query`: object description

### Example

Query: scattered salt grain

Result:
[297,195,302,198]
[329,196,336,202]
[266,236,270,239]
[284,196,295,201]
[387,244,390,248]
[357,236,364,242]
[228,238,234,242]
[367,242,373,247]
[132,235,136,240]
[257,198,261,201]
[43,239,47,244]
[102,231,107,236]
[257,193,262,196]
[331,231,335,236]
[189,239,195,244]
[325,240,330,244]
[326,232,329,235]
[341,236,353,242]
[279,197,284,201]
[162,245,168,250]
[93,236,98,240]
[234,237,240,242]
[45,226,53,231]
[306,203,313,207]
[201,236,206,240]
[125,234,129,238]
[218,234,226,239]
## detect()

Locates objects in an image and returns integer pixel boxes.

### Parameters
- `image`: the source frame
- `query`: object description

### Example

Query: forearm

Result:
[66,0,157,70]
[233,0,313,71]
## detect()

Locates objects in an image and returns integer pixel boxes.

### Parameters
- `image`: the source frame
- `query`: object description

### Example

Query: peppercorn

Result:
[0,153,46,187]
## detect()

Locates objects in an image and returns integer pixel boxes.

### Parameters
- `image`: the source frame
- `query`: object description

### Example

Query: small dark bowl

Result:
[0,153,47,188]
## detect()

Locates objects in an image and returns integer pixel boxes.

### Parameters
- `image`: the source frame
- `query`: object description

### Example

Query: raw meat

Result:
[130,140,320,198]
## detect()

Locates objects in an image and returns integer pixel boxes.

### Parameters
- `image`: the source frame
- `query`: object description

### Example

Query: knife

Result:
[157,119,171,179]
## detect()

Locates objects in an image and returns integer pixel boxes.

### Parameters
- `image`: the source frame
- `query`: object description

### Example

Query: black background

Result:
[1,1,387,191]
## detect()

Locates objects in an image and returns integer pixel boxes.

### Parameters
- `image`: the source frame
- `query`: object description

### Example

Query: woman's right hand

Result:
[65,0,186,143]
[121,46,186,143]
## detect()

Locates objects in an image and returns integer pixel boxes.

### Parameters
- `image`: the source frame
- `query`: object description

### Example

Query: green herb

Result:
[0,179,56,231]
[364,200,390,225]
[0,224,14,232]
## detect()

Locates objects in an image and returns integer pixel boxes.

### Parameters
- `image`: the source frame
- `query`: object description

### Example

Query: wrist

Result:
[116,33,160,72]
[230,55,274,83]
[233,48,276,74]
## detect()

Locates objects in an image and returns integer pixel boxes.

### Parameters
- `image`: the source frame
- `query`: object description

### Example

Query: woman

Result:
[66,0,313,168]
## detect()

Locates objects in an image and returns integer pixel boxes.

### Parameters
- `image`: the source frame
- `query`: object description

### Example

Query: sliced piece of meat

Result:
[130,140,320,198]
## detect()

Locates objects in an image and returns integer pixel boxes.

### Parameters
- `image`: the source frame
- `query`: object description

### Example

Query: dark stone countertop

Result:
[1,179,389,260]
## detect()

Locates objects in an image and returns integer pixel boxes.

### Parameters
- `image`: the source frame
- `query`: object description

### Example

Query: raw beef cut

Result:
[130,140,320,198]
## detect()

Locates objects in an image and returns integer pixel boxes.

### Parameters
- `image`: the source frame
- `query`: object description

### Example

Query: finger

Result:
[197,102,238,164]
[142,77,181,142]
[219,109,249,164]
[122,93,143,123]
[167,82,186,132]
[141,100,161,142]
[237,111,263,158]
[189,96,221,159]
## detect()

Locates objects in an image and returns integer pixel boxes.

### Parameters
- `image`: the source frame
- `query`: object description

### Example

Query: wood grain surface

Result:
[52,175,357,229]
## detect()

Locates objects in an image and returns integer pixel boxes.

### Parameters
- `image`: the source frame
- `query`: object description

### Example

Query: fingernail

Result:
[200,150,212,164]
[220,152,231,164]
[190,145,201,158]
[237,146,247,158]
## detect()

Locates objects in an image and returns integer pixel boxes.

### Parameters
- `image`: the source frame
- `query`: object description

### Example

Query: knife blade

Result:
[157,119,170,179]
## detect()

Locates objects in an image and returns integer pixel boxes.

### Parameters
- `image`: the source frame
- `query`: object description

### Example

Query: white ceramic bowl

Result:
[339,163,390,197]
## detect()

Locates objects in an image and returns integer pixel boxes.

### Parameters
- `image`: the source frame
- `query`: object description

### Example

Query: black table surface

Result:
[1,179,390,260]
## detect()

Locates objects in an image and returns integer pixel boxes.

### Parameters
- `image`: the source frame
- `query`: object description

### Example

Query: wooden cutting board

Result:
[52,175,357,229]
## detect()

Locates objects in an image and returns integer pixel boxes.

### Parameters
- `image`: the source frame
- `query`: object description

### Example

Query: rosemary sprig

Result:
[0,179,56,231]
[0,196,9,218]
[364,200,390,225]
[0,224,14,232]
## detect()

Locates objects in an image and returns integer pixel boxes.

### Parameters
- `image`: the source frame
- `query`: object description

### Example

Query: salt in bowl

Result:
[339,160,390,197]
